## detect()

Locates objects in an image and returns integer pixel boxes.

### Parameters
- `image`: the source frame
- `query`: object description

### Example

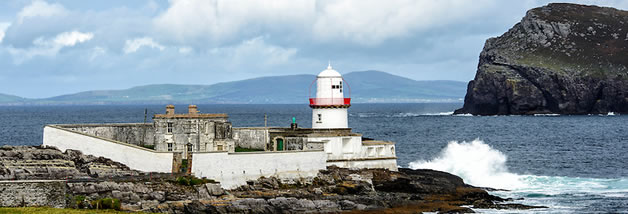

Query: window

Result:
[317,114,322,123]
[167,143,173,151]
[167,122,173,133]
[188,145,193,152]
[217,145,223,151]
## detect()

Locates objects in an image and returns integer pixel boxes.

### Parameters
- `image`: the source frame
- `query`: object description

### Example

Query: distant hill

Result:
[1,71,467,105]
[0,93,25,103]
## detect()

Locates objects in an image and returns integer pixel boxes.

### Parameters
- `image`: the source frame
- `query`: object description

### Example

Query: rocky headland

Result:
[0,145,547,213]
[455,3,628,115]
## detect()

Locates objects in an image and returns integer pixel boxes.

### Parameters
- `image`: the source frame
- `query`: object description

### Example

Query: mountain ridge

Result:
[1,71,466,105]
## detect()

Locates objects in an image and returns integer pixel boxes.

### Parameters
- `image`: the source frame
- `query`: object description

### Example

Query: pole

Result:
[264,113,267,127]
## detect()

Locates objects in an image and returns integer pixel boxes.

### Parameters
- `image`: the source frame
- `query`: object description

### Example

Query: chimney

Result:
[188,105,198,115]
[166,105,175,115]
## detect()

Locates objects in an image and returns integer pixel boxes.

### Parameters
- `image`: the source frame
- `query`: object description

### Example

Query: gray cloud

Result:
[0,0,627,98]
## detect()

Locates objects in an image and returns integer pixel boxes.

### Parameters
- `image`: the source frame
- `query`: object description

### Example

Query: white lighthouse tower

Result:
[310,63,350,129]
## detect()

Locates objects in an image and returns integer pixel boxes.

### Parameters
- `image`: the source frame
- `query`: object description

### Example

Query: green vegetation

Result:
[235,147,264,152]
[0,207,135,214]
[72,195,86,208]
[140,144,155,150]
[90,198,121,211]
[175,176,216,186]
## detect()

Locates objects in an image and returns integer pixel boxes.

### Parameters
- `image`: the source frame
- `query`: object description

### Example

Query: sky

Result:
[1,0,627,98]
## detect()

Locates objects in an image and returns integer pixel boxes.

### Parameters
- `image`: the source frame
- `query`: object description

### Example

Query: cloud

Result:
[0,22,10,43]
[7,31,94,63]
[3,0,628,98]
[152,0,504,46]
[123,37,165,54]
[178,47,192,54]
[210,37,298,67]
[89,46,106,61]
[17,0,68,24]
[312,0,498,45]
[153,0,313,45]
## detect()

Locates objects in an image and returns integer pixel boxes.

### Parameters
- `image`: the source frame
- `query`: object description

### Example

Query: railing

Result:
[309,98,351,106]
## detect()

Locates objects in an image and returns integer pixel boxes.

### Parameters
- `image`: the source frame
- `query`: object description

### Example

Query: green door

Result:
[276,139,284,151]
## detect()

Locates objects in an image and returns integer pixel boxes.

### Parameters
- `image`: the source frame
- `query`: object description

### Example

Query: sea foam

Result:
[409,139,628,198]
[408,139,526,189]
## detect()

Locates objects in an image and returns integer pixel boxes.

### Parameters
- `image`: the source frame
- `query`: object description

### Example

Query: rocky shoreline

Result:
[1,146,546,213]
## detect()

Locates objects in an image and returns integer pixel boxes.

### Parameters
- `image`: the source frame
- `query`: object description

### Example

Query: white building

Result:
[43,63,398,189]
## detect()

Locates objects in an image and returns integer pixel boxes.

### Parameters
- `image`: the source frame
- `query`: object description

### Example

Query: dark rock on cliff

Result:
[456,3,628,115]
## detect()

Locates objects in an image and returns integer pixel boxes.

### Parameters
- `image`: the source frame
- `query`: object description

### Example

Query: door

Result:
[276,139,284,151]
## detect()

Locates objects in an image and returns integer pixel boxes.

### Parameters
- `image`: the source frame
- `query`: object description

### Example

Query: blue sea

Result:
[1,103,627,213]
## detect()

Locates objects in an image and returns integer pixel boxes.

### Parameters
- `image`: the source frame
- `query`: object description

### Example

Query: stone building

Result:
[153,105,234,156]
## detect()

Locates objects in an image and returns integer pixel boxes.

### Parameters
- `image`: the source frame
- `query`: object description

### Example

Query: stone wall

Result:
[233,128,268,150]
[43,126,174,173]
[60,123,154,147]
[191,150,327,189]
[0,180,66,208]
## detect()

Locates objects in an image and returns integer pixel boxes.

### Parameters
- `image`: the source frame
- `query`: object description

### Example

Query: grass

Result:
[174,176,216,186]
[0,207,136,214]
[234,147,264,152]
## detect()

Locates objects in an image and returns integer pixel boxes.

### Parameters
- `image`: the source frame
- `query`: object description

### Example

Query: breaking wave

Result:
[408,140,628,212]
[408,139,525,189]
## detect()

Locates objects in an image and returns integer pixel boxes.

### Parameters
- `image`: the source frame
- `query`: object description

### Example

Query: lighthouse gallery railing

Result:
[309,98,351,106]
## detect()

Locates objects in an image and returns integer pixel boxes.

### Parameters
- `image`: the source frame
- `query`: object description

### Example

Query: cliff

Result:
[455,3,628,115]
[0,146,545,213]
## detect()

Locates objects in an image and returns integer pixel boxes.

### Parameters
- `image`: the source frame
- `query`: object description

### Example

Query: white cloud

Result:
[153,0,313,44]
[0,22,10,44]
[152,0,504,45]
[7,31,94,63]
[51,31,94,46]
[178,47,192,54]
[312,0,499,45]
[211,37,297,66]
[123,37,165,54]
[89,46,106,61]
[17,0,68,24]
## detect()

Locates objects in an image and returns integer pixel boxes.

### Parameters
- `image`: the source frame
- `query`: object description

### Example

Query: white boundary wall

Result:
[43,126,173,173]
[192,150,327,189]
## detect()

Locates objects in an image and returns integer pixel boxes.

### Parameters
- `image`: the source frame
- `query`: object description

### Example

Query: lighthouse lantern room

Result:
[309,63,351,129]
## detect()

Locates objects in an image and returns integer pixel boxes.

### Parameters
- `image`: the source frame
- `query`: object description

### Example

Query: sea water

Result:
[0,103,626,213]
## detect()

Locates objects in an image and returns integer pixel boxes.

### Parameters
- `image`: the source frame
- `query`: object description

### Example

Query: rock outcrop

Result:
[0,146,139,180]
[1,146,546,213]
[455,3,628,115]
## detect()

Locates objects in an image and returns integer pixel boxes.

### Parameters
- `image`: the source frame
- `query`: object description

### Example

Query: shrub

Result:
[174,176,216,186]
[90,198,121,210]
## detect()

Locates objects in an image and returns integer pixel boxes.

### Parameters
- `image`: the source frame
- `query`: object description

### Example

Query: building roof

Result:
[317,63,342,78]
[153,113,228,119]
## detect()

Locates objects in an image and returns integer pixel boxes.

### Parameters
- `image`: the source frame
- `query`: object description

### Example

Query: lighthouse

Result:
[309,63,351,129]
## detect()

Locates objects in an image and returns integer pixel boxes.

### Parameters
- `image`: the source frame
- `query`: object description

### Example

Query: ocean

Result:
[1,103,626,213]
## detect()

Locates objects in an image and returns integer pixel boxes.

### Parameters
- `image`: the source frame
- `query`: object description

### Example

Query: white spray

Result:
[408,139,526,190]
